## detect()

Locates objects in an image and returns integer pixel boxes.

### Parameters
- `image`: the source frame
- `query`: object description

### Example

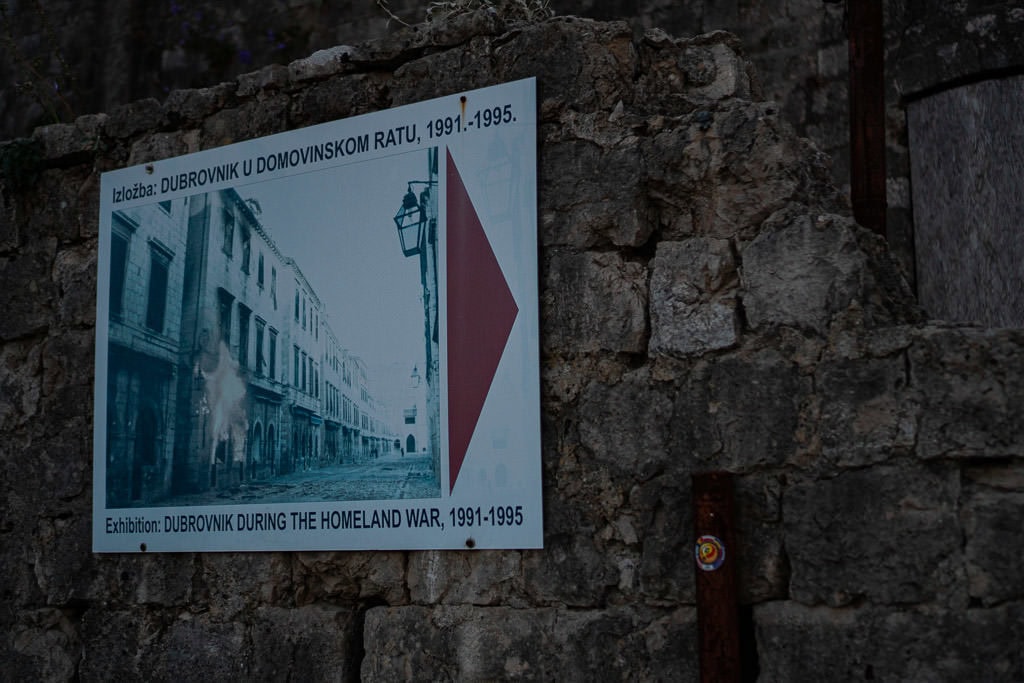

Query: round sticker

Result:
[695,535,726,571]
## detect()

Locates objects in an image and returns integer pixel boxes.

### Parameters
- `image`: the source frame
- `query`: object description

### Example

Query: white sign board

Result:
[92,78,541,552]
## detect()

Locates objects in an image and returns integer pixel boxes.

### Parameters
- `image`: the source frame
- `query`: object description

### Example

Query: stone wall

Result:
[2,14,1024,681]
[7,0,1024,311]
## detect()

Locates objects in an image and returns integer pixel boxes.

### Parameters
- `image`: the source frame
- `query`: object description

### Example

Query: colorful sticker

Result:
[695,534,726,571]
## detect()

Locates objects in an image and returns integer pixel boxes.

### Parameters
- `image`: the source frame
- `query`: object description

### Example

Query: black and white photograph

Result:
[103,148,442,509]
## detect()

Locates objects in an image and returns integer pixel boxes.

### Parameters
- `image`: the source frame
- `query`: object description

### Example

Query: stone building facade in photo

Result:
[103,183,404,508]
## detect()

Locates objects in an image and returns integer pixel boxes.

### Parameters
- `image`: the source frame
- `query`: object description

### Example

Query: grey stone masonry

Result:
[2,12,1023,682]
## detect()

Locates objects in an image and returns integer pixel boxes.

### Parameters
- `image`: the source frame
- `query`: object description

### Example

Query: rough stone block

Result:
[289,73,389,127]
[783,464,964,607]
[734,473,787,603]
[0,337,44,432]
[539,140,650,248]
[200,95,290,148]
[756,601,1024,682]
[288,45,359,82]
[194,553,286,619]
[688,41,752,101]
[522,532,619,606]
[31,121,98,163]
[961,472,1024,605]
[742,210,866,334]
[818,354,917,466]
[650,237,739,357]
[105,98,165,139]
[163,83,235,126]
[8,608,79,682]
[248,604,359,680]
[288,551,408,606]
[236,64,291,97]
[910,327,1024,459]
[87,553,196,607]
[542,250,648,354]
[0,181,16,252]
[127,132,192,166]
[408,550,524,605]
[79,609,176,681]
[578,368,674,478]
[707,107,832,238]
[31,513,94,605]
[53,242,98,327]
[673,349,806,470]
[632,475,694,602]
[0,243,56,341]
[161,616,248,679]
[492,19,635,114]
[361,605,697,681]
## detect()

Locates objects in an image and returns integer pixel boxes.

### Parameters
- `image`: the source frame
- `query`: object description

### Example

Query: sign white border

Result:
[93,78,540,552]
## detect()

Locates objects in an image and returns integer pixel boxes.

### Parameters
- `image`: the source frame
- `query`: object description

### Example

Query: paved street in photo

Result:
[149,452,439,507]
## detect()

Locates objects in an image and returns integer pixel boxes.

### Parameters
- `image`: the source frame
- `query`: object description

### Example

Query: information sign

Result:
[92,78,540,552]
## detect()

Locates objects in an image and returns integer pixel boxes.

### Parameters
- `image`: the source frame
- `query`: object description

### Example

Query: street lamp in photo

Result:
[392,181,435,258]
[391,150,441,482]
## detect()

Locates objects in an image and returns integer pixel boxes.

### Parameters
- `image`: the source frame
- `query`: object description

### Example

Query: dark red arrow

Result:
[446,149,519,493]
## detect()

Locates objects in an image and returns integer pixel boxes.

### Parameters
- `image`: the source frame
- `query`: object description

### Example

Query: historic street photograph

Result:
[102,148,442,508]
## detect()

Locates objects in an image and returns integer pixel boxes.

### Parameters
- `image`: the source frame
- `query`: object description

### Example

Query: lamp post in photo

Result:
[391,149,441,481]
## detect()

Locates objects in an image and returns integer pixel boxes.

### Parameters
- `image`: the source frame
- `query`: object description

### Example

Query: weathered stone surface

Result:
[632,475,695,602]
[52,241,97,327]
[0,337,45,432]
[911,327,1024,459]
[126,132,193,166]
[734,473,787,603]
[200,95,290,148]
[961,468,1024,605]
[235,64,291,98]
[163,83,236,126]
[81,602,357,680]
[31,121,100,163]
[817,353,917,466]
[288,73,390,127]
[649,237,738,357]
[0,238,57,341]
[78,609,174,681]
[540,139,649,248]
[160,616,248,679]
[578,368,674,478]
[288,45,362,83]
[248,604,359,680]
[288,551,408,606]
[88,554,197,607]
[408,550,524,605]
[784,464,965,607]
[362,605,698,681]
[542,250,648,354]
[8,608,80,682]
[522,532,620,607]
[892,2,1024,98]
[672,348,807,470]
[756,601,1024,682]
[741,210,868,334]
[0,181,16,252]
[105,98,165,139]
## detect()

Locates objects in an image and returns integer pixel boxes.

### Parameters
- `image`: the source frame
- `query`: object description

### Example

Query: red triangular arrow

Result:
[446,149,519,494]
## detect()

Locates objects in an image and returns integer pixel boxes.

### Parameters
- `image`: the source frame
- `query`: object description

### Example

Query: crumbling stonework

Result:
[2,13,1023,682]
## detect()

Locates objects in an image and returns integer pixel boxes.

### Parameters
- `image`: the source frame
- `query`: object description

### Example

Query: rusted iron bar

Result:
[848,0,887,237]
[693,471,740,683]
